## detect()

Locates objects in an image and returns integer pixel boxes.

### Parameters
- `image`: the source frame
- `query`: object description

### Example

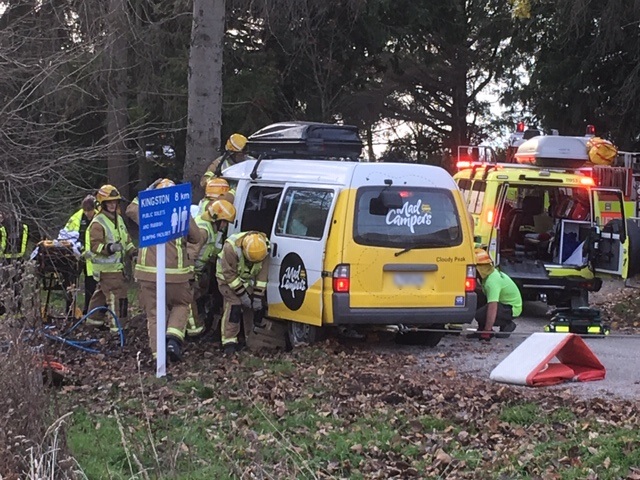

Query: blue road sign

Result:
[138,183,192,247]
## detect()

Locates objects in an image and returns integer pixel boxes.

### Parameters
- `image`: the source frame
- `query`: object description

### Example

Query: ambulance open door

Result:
[487,183,510,265]
[591,188,628,278]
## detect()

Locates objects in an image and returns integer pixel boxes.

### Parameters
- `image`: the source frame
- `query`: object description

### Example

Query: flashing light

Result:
[456,160,473,170]
[332,264,350,293]
[516,121,525,133]
[398,191,411,198]
[586,125,596,135]
[486,209,494,224]
[580,177,595,186]
[465,265,476,292]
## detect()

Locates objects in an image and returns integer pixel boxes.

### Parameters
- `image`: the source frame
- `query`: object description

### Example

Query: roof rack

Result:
[246,122,363,161]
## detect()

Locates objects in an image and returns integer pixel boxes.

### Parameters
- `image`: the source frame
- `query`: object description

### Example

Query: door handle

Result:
[271,242,278,257]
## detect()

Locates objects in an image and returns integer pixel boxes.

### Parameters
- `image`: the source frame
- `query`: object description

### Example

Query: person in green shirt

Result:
[474,248,522,340]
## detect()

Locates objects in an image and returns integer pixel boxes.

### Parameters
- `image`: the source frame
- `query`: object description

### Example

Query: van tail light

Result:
[465,265,476,292]
[332,264,350,293]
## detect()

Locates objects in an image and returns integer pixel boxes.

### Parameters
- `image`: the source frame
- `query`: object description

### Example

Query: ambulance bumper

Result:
[331,293,477,325]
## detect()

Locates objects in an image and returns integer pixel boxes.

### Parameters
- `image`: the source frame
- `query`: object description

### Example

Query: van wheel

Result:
[395,327,445,347]
[287,322,323,348]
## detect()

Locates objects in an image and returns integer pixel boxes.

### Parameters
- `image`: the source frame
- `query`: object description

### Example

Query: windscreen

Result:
[354,187,462,248]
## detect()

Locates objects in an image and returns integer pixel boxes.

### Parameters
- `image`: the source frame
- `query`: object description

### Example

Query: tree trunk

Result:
[184,0,225,199]
[105,0,130,200]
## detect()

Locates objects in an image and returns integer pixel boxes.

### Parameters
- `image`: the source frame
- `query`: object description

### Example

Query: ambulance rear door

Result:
[487,182,510,264]
[591,188,628,278]
[267,184,339,325]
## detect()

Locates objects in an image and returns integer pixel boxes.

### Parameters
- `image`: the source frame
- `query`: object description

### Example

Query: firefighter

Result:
[216,231,269,354]
[85,185,135,331]
[474,249,521,340]
[186,199,236,337]
[59,195,97,314]
[200,133,250,187]
[126,178,202,362]
[195,178,235,217]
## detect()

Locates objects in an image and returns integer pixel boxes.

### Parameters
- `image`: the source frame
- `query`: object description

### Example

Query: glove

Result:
[479,331,492,342]
[252,297,263,311]
[146,178,163,190]
[253,308,266,329]
[239,293,252,309]
[107,243,123,254]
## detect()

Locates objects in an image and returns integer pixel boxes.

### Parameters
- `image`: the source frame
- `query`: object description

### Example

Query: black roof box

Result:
[246,122,363,160]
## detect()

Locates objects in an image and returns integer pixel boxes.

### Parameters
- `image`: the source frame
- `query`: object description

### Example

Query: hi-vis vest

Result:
[135,238,192,276]
[65,209,94,275]
[216,232,265,291]
[88,213,128,274]
[195,217,222,272]
[4,224,28,259]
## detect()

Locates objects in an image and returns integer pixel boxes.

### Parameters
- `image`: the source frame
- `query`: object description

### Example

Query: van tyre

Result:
[287,322,324,348]
[395,326,445,347]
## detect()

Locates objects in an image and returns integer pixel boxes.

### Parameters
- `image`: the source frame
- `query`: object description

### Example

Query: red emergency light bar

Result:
[586,125,596,135]
[516,121,525,133]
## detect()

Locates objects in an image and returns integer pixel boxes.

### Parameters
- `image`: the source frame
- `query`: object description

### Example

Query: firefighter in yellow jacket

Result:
[85,185,135,331]
[216,231,269,354]
[200,133,251,187]
[126,179,202,362]
[186,199,236,337]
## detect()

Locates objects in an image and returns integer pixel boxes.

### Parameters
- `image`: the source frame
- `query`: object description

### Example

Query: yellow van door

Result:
[267,185,339,325]
[343,186,473,309]
[591,188,628,278]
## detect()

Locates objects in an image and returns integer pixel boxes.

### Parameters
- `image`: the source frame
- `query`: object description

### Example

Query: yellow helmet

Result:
[202,199,236,223]
[475,248,493,265]
[225,133,247,153]
[241,232,268,263]
[205,178,230,199]
[96,184,121,205]
[157,178,176,189]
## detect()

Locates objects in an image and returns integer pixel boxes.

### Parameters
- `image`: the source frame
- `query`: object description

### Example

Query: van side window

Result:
[240,186,283,236]
[469,181,486,214]
[275,188,334,240]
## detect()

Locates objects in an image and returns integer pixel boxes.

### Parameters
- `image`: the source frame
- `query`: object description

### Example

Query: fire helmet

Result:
[96,185,121,205]
[241,232,268,263]
[225,133,248,153]
[202,199,236,224]
[205,178,230,199]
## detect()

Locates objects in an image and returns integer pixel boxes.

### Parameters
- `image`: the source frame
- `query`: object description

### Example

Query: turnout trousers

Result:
[139,280,191,355]
[86,272,128,330]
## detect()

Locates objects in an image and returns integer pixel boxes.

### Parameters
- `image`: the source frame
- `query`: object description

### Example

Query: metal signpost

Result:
[138,183,192,377]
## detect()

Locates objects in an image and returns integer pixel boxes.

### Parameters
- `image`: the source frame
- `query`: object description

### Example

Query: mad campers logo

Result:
[279,253,308,311]
[386,199,432,233]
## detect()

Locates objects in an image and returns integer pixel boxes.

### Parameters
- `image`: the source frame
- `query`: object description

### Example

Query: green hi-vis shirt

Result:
[482,269,523,317]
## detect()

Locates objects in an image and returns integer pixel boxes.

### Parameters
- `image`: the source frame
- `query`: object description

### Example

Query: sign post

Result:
[138,183,192,378]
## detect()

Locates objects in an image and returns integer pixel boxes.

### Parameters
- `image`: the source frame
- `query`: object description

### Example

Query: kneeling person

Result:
[216,231,269,354]
[474,249,522,340]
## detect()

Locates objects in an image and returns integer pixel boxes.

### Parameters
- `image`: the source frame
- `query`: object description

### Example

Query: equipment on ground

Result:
[544,307,610,335]
[33,240,82,321]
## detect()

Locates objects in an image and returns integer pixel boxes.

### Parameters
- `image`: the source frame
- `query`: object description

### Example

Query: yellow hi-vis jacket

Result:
[87,210,133,279]
[63,208,94,276]
[216,232,268,298]
[3,224,28,259]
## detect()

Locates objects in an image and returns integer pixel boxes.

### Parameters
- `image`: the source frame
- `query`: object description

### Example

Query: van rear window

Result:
[354,187,462,248]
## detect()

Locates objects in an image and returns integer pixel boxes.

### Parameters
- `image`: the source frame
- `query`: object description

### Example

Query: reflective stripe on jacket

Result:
[4,224,28,258]
[125,198,202,283]
[194,217,220,272]
[87,212,131,274]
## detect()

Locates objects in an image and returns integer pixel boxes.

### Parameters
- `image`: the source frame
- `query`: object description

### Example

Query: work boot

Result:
[496,321,517,339]
[166,338,183,362]
[222,342,244,355]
